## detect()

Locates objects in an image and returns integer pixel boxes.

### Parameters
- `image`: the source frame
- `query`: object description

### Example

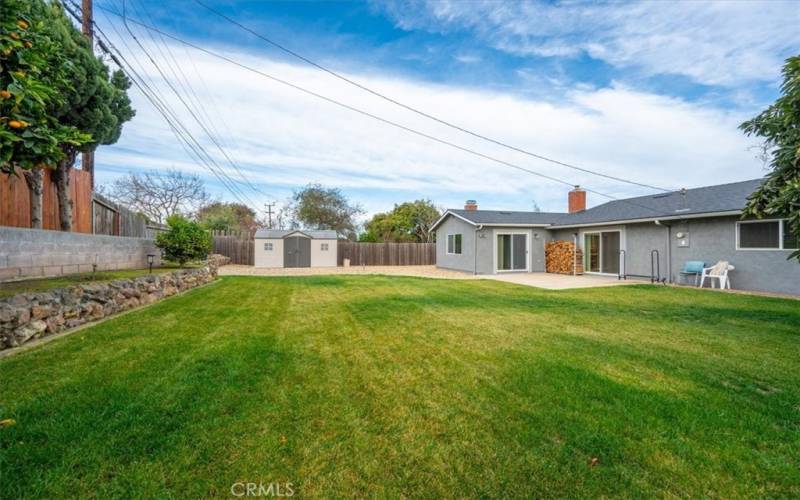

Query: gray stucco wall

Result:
[435,216,476,273]
[0,227,161,281]
[438,213,799,294]
[436,216,547,274]
[559,217,799,294]
[666,216,799,295]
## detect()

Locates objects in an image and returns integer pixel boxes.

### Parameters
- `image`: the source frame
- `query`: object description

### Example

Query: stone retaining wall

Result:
[0,264,219,351]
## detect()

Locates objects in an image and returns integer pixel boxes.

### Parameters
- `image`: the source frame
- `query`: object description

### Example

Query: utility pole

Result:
[264,202,276,229]
[81,0,95,188]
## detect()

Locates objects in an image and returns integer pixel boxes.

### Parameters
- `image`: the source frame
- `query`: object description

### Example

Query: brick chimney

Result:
[568,186,586,213]
[464,199,478,211]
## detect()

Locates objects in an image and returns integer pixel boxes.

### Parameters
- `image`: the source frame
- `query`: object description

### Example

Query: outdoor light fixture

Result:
[147,254,155,274]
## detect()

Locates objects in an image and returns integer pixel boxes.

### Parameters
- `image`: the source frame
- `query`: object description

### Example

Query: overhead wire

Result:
[94,3,674,217]
[193,0,675,194]
[70,1,257,207]
[119,0,263,199]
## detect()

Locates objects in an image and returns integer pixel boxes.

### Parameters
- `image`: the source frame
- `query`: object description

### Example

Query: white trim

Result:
[492,230,530,273]
[446,233,463,255]
[553,210,743,229]
[477,223,552,228]
[434,209,746,232]
[735,218,797,251]
[431,211,476,231]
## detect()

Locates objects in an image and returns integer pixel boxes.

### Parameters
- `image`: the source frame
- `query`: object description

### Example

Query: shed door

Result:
[284,236,311,268]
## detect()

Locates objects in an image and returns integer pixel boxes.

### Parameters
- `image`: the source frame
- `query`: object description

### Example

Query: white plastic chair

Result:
[699,261,734,289]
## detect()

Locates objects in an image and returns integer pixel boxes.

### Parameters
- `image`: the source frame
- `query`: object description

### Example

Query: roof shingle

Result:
[441,178,762,228]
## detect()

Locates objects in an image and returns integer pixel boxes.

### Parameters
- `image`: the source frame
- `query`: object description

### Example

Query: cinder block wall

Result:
[0,227,162,281]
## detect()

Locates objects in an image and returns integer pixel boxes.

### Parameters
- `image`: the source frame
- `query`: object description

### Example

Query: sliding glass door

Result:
[584,231,621,274]
[497,233,528,271]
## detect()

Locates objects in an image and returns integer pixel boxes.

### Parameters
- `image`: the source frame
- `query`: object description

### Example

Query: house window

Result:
[321,243,329,251]
[737,219,798,250]
[264,242,273,251]
[447,234,462,254]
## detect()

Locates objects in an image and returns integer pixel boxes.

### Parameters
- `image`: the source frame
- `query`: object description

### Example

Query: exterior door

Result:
[584,233,600,273]
[497,233,528,271]
[584,231,620,274]
[283,236,311,267]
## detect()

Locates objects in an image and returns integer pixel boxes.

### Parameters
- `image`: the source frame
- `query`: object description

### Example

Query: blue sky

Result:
[91,0,800,220]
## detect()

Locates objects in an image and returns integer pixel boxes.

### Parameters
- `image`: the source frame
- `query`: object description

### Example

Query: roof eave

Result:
[430,210,477,231]
[549,210,743,229]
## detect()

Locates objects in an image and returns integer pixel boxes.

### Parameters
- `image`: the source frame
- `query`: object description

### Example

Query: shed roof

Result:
[254,229,338,239]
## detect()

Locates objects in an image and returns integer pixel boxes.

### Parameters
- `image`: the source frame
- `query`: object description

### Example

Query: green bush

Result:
[155,215,212,266]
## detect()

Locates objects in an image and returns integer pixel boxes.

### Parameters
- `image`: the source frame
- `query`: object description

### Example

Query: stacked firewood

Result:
[545,240,584,275]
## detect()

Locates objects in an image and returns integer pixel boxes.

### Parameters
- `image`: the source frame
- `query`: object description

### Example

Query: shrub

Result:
[155,215,212,266]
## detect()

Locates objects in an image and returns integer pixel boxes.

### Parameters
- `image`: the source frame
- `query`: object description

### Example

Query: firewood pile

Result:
[545,240,584,275]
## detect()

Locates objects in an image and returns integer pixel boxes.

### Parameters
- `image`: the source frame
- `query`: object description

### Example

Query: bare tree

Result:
[102,169,210,224]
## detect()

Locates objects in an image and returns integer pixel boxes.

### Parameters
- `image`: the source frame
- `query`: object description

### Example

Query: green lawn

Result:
[1,276,799,497]
[0,267,184,299]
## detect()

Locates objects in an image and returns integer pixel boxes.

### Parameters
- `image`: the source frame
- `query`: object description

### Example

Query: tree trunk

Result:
[23,168,45,229]
[54,151,77,232]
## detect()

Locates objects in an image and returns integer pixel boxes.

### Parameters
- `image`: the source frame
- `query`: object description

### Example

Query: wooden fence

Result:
[0,167,92,233]
[337,242,436,266]
[92,194,166,238]
[211,230,254,265]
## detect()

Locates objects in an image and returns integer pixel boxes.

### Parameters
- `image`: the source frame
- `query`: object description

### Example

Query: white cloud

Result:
[95,32,765,218]
[375,0,800,86]
[455,54,481,64]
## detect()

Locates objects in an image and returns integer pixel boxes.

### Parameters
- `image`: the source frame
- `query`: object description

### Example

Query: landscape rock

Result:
[0,263,218,351]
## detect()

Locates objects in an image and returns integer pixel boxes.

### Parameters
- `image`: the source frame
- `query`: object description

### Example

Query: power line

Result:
[84,2,257,206]
[129,0,238,162]
[120,0,264,199]
[93,4,671,217]
[193,0,674,194]
[68,2,257,208]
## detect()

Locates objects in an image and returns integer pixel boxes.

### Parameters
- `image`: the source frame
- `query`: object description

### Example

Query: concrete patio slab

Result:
[218,265,473,280]
[479,272,647,290]
[219,265,650,290]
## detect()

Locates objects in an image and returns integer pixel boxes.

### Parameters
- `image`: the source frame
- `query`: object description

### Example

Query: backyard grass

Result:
[0,266,191,298]
[1,276,799,497]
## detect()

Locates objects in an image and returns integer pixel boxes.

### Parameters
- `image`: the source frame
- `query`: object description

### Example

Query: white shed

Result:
[254,229,338,268]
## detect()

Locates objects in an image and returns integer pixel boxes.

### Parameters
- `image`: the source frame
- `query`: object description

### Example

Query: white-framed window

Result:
[321,243,329,251]
[264,242,273,251]
[446,234,462,255]
[736,219,798,250]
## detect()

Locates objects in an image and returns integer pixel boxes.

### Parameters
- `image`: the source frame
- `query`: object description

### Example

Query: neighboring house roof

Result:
[433,178,763,231]
[255,229,338,239]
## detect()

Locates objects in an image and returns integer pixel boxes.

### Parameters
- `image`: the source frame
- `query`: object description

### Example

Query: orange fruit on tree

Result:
[17,20,29,29]
[10,33,20,40]
[8,120,27,129]
[0,90,11,99]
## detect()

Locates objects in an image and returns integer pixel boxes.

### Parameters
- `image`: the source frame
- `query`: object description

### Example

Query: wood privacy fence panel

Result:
[92,195,118,236]
[93,193,166,238]
[0,167,92,233]
[337,242,436,266]
[211,230,254,265]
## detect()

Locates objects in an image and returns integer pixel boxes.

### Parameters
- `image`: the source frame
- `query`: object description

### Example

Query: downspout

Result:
[654,220,672,283]
[474,225,483,275]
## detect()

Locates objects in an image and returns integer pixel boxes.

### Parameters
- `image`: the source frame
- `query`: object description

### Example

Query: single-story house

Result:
[432,179,800,295]
[254,229,338,268]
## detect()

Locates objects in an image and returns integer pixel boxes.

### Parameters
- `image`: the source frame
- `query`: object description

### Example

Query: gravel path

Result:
[218,265,474,280]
